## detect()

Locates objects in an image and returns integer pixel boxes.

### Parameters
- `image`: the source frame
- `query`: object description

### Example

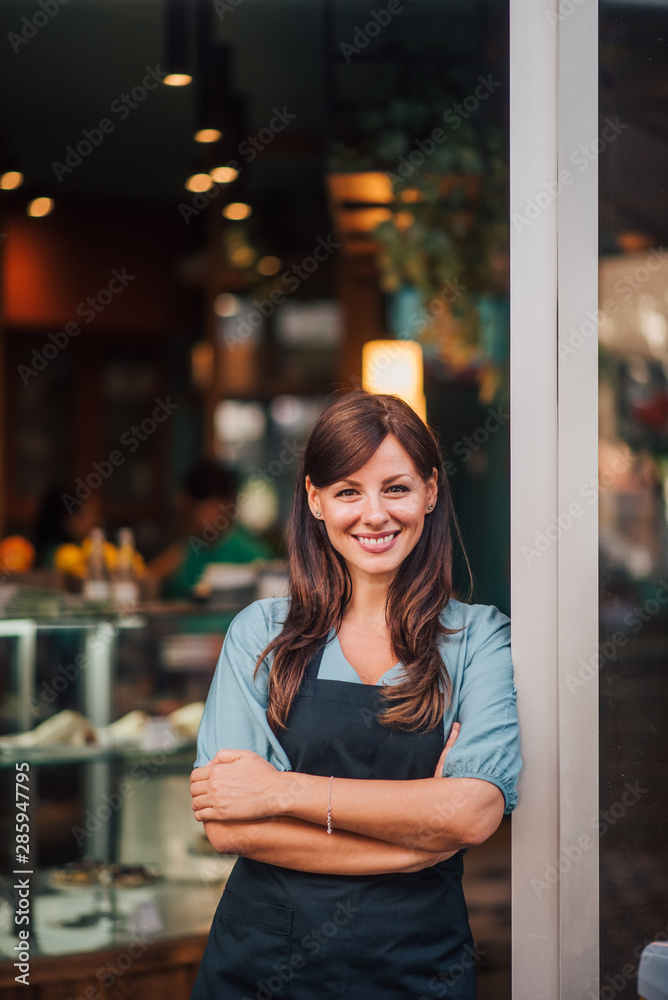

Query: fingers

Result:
[433,721,461,777]
[211,748,253,764]
[433,745,448,778]
[444,721,461,752]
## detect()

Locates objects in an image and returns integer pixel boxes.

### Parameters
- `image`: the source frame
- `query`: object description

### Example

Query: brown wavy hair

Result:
[256,389,473,733]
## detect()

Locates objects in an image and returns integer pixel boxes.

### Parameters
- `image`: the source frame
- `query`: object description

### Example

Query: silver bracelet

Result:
[327,775,333,834]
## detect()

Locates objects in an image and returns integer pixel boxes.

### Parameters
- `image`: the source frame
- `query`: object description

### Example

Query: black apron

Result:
[191,643,475,999]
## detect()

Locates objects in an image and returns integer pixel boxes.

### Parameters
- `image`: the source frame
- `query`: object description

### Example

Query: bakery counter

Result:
[0,593,247,997]
[0,872,230,961]
[0,741,233,999]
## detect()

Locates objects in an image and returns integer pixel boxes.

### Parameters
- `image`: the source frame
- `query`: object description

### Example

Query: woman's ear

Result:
[305,475,320,517]
[426,467,438,511]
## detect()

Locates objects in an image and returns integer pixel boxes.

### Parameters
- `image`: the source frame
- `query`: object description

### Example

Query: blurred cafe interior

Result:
[0,0,667,998]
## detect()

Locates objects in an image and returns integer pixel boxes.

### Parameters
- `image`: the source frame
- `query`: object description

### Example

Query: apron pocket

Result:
[215,890,294,1000]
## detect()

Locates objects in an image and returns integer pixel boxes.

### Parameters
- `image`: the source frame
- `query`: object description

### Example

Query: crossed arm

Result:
[190,724,505,876]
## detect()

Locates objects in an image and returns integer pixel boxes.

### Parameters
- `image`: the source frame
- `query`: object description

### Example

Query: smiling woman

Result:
[305,434,437,589]
[189,389,521,999]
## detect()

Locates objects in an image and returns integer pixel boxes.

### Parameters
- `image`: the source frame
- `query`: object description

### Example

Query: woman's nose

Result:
[359,494,390,526]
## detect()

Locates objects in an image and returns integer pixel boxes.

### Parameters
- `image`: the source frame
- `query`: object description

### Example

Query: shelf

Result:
[0,874,229,960]
[0,741,197,769]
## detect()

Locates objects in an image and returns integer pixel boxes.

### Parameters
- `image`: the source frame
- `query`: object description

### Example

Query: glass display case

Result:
[0,588,252,997]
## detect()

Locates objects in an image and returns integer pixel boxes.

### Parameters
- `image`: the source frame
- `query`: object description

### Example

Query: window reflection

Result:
[599,5,668,993]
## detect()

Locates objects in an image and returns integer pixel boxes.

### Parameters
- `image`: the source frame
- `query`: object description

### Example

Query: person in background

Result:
[34,486,102,569]
[149,460,271,600]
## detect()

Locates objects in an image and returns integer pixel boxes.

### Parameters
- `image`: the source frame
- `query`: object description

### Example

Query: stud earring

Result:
[427,504,433,510]
[315,510,321,517]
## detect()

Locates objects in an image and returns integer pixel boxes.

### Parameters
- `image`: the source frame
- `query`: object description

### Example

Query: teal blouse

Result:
[194,596,522,813]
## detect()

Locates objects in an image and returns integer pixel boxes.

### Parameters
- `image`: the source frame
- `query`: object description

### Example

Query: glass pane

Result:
[599,5,668,995]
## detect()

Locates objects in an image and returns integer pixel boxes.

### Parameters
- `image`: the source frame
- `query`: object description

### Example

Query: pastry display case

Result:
[0,590,245,999]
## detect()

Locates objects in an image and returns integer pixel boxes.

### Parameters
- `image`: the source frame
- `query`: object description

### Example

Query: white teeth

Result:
[357,533,396,546]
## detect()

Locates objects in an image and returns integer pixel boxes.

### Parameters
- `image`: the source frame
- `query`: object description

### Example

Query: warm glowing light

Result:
[223,202,252,220]
[229,246,257,268]
[194,128,222,143]
[213,293,241,317]
[394,211,414,231]
[257,255,282,276]
[164,73,192,87]
[210,166,239,184]
[191,341,214,390]
[362,340,426,421]
[0,171,23,190]
[27,197,54,218]
[186,173,214,193]
[328,172,393,204]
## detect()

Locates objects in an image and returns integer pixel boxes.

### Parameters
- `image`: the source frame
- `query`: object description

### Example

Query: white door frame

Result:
[510,1,599,996]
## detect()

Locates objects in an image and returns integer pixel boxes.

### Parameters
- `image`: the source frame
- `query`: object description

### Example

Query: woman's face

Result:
[305,434,437,587]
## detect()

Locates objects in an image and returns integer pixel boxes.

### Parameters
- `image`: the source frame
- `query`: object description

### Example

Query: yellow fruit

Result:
[0,536,35,573]
[54,543,85,576]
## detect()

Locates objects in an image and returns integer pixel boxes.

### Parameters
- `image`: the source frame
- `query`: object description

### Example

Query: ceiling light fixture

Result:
[210,166,239,184]
[223,202,252,220]
[0,171,24,190]
[194,128,222,143]
[27,197,54,218]
[164,73,192,87]
[186,173,214,192]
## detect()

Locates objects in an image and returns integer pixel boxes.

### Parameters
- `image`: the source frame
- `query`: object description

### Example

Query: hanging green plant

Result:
[330,92,509,401]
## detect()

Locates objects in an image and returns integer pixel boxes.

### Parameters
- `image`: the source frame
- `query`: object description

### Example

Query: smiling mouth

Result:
[353,531,400,550]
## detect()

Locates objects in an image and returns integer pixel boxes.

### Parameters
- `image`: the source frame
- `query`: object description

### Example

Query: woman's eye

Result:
[386,485,409,494]
[334,488,357,497]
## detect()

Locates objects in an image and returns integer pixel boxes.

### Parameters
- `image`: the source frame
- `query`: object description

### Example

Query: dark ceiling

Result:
[0,0,504,254]
[0,0,666,251]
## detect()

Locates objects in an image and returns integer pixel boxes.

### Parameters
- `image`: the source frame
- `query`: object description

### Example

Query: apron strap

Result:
[304,639,328,681]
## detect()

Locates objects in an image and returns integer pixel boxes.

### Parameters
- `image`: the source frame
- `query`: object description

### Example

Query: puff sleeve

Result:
[193,598,292,771]
[441,604,522,814]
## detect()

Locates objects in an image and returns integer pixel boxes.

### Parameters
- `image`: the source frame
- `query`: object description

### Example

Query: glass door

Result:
[598,5,668,995]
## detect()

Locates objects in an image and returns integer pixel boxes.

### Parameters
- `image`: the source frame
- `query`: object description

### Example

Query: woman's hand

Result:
[191,749,283,823]
[433,721,460,778]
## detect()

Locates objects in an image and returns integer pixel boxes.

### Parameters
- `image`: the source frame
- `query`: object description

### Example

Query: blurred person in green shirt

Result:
[149,461,271,600]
